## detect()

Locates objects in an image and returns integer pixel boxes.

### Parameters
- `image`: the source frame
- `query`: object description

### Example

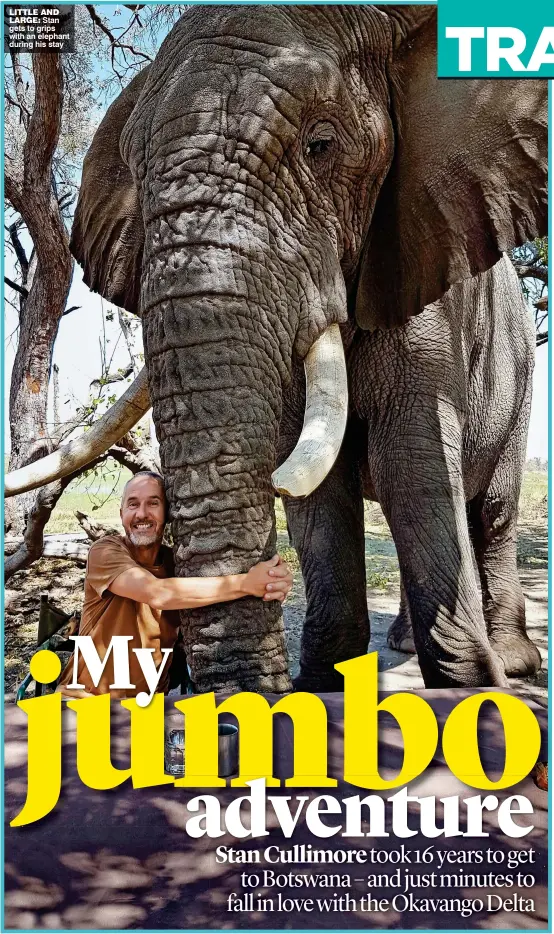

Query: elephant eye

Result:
[305,137,333,158]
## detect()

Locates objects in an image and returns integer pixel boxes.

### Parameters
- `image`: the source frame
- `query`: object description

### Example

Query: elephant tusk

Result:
[4,368,151,498]
[272,323,348,498]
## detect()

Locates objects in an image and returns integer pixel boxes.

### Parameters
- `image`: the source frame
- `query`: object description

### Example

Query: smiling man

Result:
[58,471,293,699]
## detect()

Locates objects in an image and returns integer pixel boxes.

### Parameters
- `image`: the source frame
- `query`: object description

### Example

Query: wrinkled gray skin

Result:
[71,5,547,692]
[285,257,540,690]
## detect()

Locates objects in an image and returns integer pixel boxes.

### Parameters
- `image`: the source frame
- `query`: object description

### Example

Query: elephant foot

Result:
[293,669,344,693]
[489,630,542,678]
[386,614,416,654]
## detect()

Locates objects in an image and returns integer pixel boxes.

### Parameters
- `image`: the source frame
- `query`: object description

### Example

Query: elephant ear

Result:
[70,67,150,315]
[355,7,548,330]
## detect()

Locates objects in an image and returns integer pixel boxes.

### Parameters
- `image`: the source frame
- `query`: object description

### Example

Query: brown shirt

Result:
[58,535,180,698]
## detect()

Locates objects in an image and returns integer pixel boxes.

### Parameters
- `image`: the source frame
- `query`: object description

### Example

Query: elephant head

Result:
[9,6,547,693]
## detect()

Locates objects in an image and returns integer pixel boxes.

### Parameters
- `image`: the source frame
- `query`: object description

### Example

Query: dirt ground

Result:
[4,490,548,704]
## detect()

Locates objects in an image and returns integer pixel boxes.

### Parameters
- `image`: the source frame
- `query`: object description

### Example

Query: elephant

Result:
[8,5,547,692]
[283,254,540,690]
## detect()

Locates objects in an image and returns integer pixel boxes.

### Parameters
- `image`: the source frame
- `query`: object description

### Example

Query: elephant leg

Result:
[372,407,507,688]
[468,419,541,678]
[283,437,369,692]
[386,577,416,653]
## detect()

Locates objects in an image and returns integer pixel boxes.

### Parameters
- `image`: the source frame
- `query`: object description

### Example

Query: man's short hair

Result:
[122,471,166,503]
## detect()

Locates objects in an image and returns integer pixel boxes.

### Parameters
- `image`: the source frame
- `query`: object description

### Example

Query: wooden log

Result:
[75,511,119,541]
[4,537,90,561]
[42,541,90,561]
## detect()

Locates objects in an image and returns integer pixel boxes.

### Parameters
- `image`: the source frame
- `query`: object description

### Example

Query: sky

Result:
[3,4,549,461]
[4,260,142,443]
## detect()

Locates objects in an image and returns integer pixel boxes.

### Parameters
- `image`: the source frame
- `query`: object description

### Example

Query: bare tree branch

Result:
[4,276,28,298]
[75,510,119,541]
[513,264,548,285]
[118,307,141,373]
[58,191,75,212]
[7,221,29,279]
[4,295,21,316]
[4,419,160,575]
[10,51,30,129]
[90,364,134,392]
[5,457,107,580]
[108,435,161,474]
[85,5,153,64]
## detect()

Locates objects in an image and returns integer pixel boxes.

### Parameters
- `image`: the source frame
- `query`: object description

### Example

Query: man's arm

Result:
[108,554,293,611]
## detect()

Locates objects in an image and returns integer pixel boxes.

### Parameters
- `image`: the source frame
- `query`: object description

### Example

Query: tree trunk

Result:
[4,454,110,580]
[5,54,73,535]
[5,475,76,579]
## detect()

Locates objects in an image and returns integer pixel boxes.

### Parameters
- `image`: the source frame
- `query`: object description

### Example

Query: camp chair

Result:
[16,592,80,702]
[167,629,194,696]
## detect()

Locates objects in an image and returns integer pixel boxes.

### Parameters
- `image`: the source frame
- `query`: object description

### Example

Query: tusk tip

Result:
[272,483,301,498]
[271,469,310,499]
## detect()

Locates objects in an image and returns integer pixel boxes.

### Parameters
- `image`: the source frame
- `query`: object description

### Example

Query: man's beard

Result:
[128,528,161,547]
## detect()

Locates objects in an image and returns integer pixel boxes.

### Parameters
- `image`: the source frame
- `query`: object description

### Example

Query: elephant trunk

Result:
[143,270,293,692]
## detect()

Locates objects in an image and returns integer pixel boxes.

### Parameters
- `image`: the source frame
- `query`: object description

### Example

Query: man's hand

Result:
[242,554,293,603]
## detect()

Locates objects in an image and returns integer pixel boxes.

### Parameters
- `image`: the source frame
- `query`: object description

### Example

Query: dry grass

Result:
[45,469,128,533]
[519,471,548,523]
